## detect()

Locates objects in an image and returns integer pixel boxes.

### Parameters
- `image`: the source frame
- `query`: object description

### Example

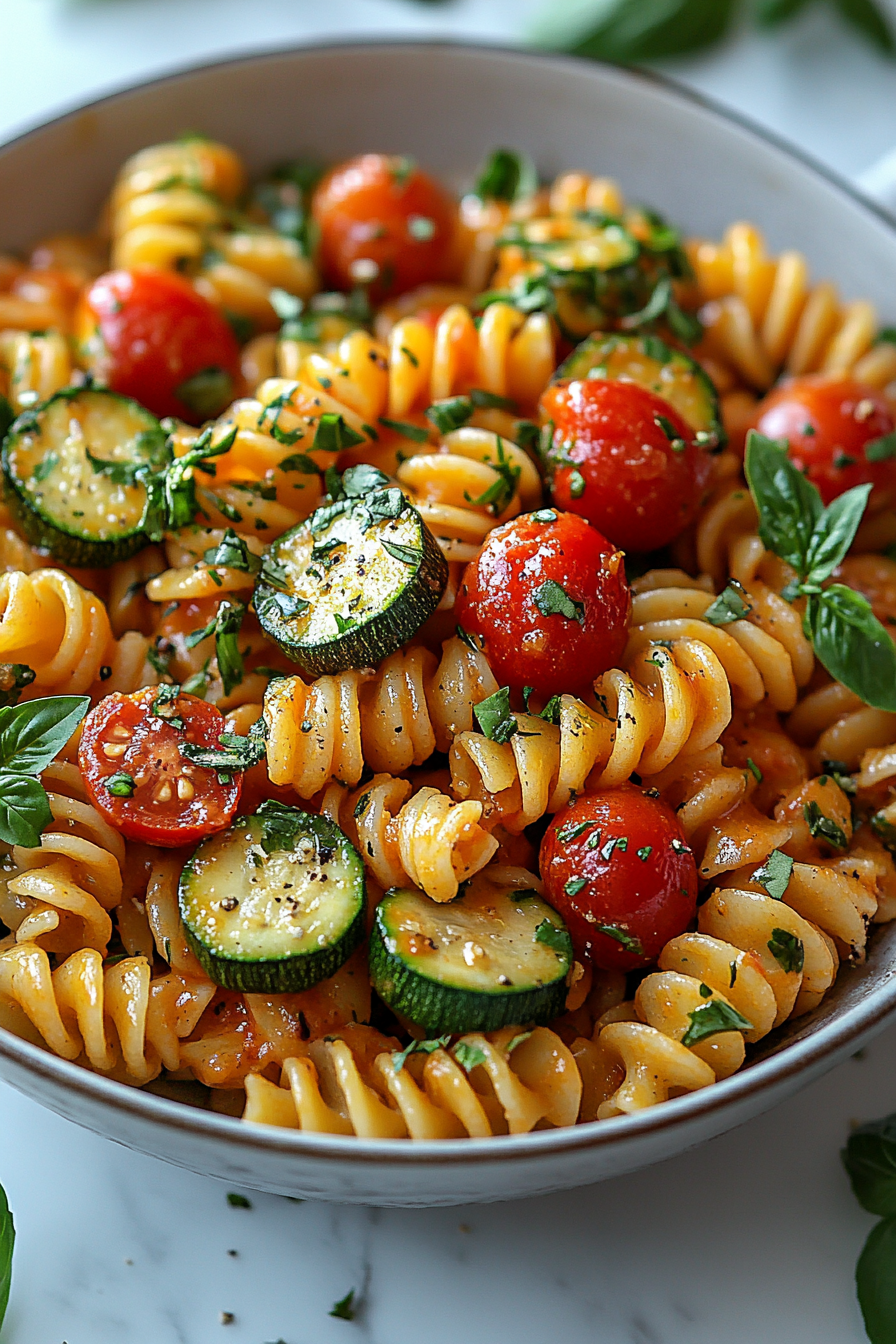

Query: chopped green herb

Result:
[453,1042,487,1073]
[473,686,518,744]
[637,845,653,861]
[595,924,644,956]
[105,772,135,798]
[425,396,473,435]
[535,918,573,956]
[226,1192,252,1209]
[568,469,586,498]
[329,1290,356,1321]
[533,579,585,624]
[392,1035,451,1072]
[312,412,366,454]
[752,848,793,901]
[699,982,713,998]
[378,416,430,443]
[768,927,805,974]
[803,799,849,850]
[563,877,587,896]
[746,758,763,784]
[558,820,590,843]
[681,999,753,1048]
[866,431,896,462]
[381,540,422,566]
[703,582,752,626]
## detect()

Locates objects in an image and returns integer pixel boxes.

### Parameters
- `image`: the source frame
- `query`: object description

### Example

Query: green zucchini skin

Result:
[179,802,366,993]
[253,486,448,677]
[1,386,171,567]
[555,333,725,450]
[369,885,573,1036]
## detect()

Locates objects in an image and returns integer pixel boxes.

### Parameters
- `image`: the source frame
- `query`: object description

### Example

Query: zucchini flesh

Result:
[1,387,170,566]
[254,485,447,676]
[556,333,725,449]
[179,803,365,992]
[370,881,573,1035]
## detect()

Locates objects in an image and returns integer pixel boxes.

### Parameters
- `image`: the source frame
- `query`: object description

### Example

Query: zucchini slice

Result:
[254,480,448,676]
[369,882,573,1035]
[1,387,171,567]
[510,216,639,274]
[556,333,725,450]
[179,801,365,992]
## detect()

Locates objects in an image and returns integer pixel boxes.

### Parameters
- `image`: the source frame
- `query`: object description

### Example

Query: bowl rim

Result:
[2,36,896,1168]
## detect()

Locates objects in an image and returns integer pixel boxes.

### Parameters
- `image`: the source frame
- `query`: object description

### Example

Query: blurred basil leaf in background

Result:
[521,0,895,61]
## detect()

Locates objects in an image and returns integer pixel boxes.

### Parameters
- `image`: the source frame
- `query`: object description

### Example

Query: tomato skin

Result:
[753,376,896,505]
[454,510,631,698]
[539,379,713,552]
[78,687,241,847]
[540,786,698,971]
[76,269,241,423]
[312,154,456,299]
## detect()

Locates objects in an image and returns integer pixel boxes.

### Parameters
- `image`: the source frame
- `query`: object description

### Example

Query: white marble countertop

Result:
[3,3,896,1341]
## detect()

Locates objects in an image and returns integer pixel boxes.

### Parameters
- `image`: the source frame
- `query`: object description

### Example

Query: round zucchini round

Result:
[179,801,366,993]
[1,386,171,567]
[369,882,574,1036]
[253,484,448,676]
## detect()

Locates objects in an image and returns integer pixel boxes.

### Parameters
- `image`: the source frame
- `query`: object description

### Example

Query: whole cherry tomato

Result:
[753,376,896,505]
[540,785,698,971]
[76,268,241,423]
[454,509,631,698]
[539,379,714,553]
[79,687,241,847]
[312,154,456,300]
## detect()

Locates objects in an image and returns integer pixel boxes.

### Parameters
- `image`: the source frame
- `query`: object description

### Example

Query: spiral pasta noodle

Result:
[243,1022,582,1138]
[449,635,733,833]
[109,137,317,327]
[0,329,73,412]
[691,222,896,391]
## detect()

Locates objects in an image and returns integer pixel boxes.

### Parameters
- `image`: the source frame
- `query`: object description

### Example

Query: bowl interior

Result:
[2,41,896,1204]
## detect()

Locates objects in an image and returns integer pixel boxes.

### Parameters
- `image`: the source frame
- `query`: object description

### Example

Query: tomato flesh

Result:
[455,510,631,698]
[540,379,713,553]
[312,154,456,300]
[540,785,698,971]
[753,376,896,505]
[79,687,241,847]
[76,268,241,423]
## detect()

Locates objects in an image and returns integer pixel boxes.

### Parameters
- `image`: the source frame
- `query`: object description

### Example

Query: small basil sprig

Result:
[843,1112,896,1342]
[141,423,239,538]
[0,1180,13,1332]
[745,432,896,712]
[0,695,89,846]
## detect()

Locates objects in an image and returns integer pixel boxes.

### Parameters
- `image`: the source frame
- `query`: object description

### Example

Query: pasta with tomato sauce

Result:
[1,139,896,1138]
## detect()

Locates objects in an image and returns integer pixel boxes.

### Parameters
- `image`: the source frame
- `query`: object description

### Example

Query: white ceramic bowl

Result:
[2,41,896,1207]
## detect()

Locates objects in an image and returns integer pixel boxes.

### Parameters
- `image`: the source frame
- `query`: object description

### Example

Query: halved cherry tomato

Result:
[78,687,241,847]
[539,379,714,553]
[540,785,698,971]
[312,154,456,300]
[76,268,241,423]
[753,376,896,505]
[454,509,631,698]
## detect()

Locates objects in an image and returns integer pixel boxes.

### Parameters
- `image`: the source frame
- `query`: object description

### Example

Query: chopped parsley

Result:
[703,582,752,626]
[681,999,753,1047]
[804,800,849,850]
[532,579,585,624]
[473,686,518,744]
[767,927,805,974]
[752,849,794,901]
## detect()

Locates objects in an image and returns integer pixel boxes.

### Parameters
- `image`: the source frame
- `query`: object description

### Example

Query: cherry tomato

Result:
[76,269,241,423]
[312,154,456,300]
[539,379,713,552]
[454,510,630,698]
[753,376,896,505]
[540,785,698,971]
[78,687,241,847]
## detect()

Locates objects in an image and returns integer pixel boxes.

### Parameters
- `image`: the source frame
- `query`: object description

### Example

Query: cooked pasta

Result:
[1,137,895,1146]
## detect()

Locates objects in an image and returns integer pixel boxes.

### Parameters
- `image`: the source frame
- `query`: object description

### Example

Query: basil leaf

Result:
[381,540,422,566]
[535,919,572,959]
[391,1035,452,1073]
[767,927,805,973]
[278,452,319,474]
[556,0,738,63]
[807,586,896,713]
[214,600,246,697]
[756,0,813,22]
[85,447,147,487]
[0,1181,13,1332]
[425,396,473,435]
[865,431,896,462]
[843,1114,896,1218]
[751,849,793,901]
[834,0,896,54]
[312,412,366,454]
[744,431,822,576]
[329,1290,356,1322]
[453,1042,487,1073]
[804,483,871,586]
[857,1217,896,1344]
[203,528,262,574]
[175,365,233,419]
[473,686,518,744]
[0,770,52,847]
[378,417,430,443]
[473,148,538,203]
[703,583,751,626]
[0,695,90,775]
[595,924,644,956]
[533,579,585,624]
[181,716,268,772]
[680,998,753,1047]
[803,799,849,850]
